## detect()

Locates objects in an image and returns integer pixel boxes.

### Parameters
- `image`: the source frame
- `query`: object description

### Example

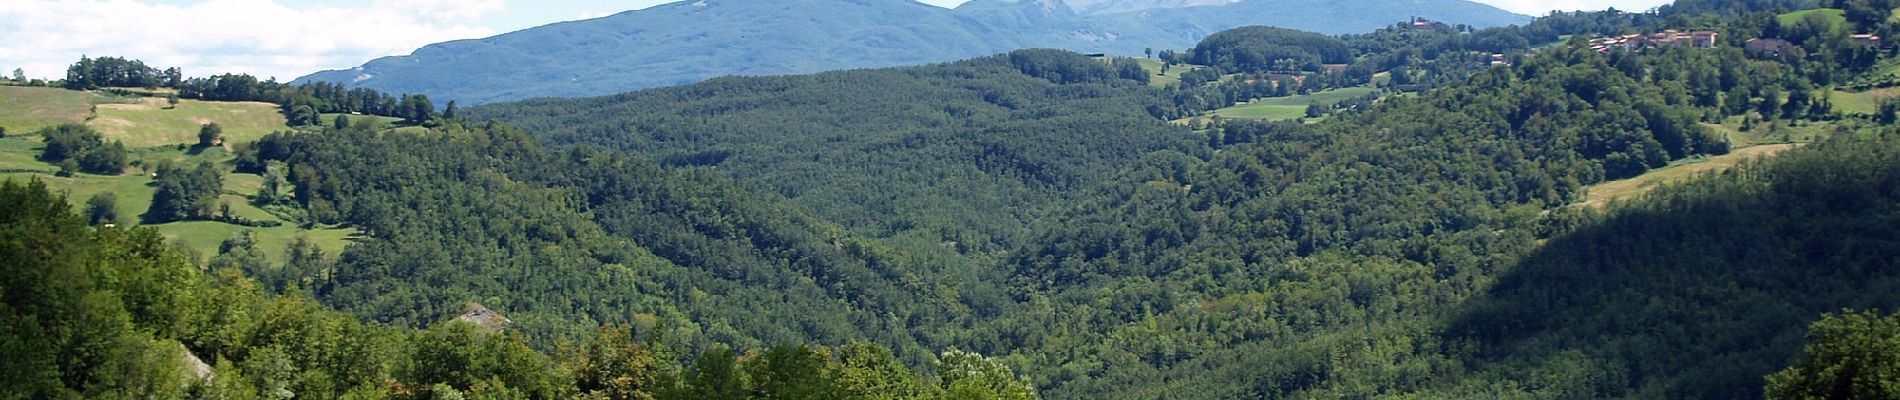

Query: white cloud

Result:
[0,0,505,81]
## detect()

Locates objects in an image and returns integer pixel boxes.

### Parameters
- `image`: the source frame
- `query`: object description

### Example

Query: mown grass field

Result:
[1829,87,1898,115]
[1134,57,1202,88]
[1780,8,1847,30]
[0,86,106,133]
[1703,116,1839,148]
[1578,143,1802,208]
[1211,86,1380,120]
[91,97,287,147]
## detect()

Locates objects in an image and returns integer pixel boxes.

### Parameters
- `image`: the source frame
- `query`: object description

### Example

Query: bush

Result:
[85,193,119,226]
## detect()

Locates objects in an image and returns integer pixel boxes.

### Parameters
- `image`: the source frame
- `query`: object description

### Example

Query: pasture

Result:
[1210,86,1380,120]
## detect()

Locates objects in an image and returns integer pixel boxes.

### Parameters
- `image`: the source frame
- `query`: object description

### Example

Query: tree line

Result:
[60,56,442,126]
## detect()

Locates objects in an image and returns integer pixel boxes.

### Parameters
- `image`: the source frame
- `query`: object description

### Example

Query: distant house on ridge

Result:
[1745,38,1798,58]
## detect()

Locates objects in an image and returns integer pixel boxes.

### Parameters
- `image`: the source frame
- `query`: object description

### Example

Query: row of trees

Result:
[63,55,182,89]
[58,57,442,126]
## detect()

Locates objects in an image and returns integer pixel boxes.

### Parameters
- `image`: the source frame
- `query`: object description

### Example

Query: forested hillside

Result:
[0,179,1045,399]
[10,0,1900,399]
[461,1,1900,397]
[243,121,1003,363]
[1439,129,1900,398]
[468,50,1192,251]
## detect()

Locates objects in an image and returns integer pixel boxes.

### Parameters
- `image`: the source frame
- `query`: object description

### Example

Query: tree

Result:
[55,158,77,177]
[333,114,351,130]
[253,164,283,206]
[76,141,127,175]
[166,95,179,109]
[937,350,1036,400]
[146,161,223,222]
[746,344,841,399]
[1305,103,1328,118]
[1879,98,1900,124]
[38,124,101,163]
[197,123,222,148]
[400,94,435,125]
[570,325,661,400]
[287,105,317,126]
[830,342,935,400]
[678,347,745,400]
[85,193,119,226]
[1765,310,1900,400]
[10,68,22,81]
[1782,87,1811,120]
[443,100,459,120]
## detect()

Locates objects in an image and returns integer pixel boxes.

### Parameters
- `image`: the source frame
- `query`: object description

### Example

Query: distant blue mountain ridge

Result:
[293,0,1530,104]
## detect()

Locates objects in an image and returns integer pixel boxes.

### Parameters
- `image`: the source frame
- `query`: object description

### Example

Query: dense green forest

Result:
[10,0,1900,398]
[241,120,1005,364]
[0,179,1038,399]
[468,49,1190,251]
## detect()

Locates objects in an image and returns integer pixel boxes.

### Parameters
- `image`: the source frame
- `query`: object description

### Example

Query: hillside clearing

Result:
[1779,8,1847,29]
[1828,87,1899,115]
[0,86,107,133]
[1134,58,1203,87]
[0,134,357,262]
[1578,143,1802,208]
[90,97,287,147]
[1210,86,1380,120]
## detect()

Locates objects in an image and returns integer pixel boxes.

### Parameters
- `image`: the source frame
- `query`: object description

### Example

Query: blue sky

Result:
[0,0,1671,81]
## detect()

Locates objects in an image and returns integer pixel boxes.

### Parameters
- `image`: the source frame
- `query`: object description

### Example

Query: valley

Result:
[5,0,1900,399]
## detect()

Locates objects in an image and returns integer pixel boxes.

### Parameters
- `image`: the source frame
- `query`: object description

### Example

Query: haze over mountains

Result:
[293,0,1529,104]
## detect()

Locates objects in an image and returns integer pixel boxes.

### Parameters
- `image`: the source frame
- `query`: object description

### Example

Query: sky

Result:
[0,0,1672,82]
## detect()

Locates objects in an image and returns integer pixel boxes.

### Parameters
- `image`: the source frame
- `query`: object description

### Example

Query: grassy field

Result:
[1134,58,1204,88]
[1702,117,1840,148]
[90,97,287,147]
[0,86,106,133]
[1829,87,1897,115]
[1578,144,1802,208]
[1210,86,1380,120]
[1579,117,1850,208]
[154,221,359,263]
[0,128,357,263]
[1780,8,1847,30]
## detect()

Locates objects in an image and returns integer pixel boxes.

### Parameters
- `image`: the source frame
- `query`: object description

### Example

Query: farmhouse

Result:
[1853,33,1883,47]
[456,302,513,332]
[1409,17,1448,30]
[1745,38,1798,58]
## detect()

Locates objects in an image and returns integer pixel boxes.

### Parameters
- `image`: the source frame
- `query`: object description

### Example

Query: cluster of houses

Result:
[1743,34,1884,58]
[1587,30,1721,53]
[1584,28,1886,59]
